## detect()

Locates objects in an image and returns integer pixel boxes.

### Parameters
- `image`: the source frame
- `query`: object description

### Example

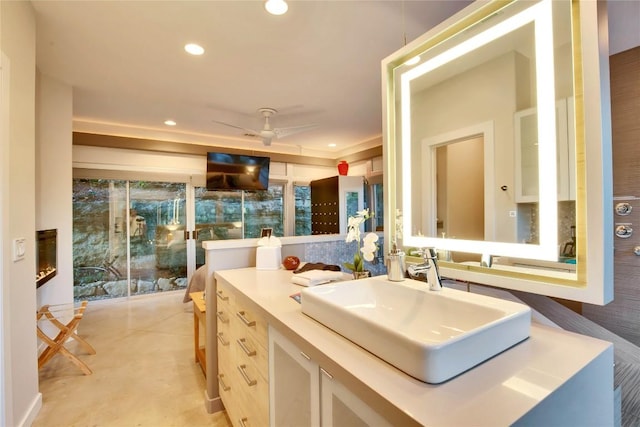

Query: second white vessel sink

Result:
[301,277,531,384]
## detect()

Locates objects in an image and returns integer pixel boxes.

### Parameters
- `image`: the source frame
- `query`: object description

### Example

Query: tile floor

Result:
[33,291,232,427]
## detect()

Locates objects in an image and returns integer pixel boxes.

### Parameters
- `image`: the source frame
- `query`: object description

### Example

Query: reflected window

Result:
[294,184,312,236]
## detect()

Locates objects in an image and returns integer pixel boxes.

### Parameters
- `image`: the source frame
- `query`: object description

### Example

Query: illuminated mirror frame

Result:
[382,0,614,304]
[401,0,557,260]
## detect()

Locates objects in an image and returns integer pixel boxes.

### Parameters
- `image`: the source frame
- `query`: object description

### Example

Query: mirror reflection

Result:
[393,0,576,268]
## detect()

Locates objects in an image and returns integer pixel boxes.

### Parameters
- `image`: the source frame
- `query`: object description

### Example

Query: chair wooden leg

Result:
[36,301,95,375]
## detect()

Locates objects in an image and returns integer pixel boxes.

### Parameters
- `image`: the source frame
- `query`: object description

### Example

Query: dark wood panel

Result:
[310,176,339,235]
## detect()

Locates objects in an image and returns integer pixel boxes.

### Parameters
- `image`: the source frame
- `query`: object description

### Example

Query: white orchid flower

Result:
[363,232,379,244]
[348,215,362,228]
[361,249,375,262]
[361,243,377,262]
[360,232,379,262]
[345,227,360,243]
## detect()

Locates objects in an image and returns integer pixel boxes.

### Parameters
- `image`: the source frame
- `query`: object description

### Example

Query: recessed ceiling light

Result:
[164,120,177,126]
[328,143,337,147]
[184,43,204,56]
[265,0,288,15]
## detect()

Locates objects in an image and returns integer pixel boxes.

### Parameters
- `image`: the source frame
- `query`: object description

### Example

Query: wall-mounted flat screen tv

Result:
[206,152,270,191]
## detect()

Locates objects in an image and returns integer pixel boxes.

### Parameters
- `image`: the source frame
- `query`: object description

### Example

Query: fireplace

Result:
[37,229,57,288]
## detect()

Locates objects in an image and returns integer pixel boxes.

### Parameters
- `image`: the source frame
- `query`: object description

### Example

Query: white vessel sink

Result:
[301,277,531,384]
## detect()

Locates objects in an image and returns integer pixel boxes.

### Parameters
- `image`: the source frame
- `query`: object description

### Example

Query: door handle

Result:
[183,229,200,240]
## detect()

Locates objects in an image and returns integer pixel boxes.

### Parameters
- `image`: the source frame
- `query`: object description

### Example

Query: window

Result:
[294,184,311,236]
[244,183,285,237]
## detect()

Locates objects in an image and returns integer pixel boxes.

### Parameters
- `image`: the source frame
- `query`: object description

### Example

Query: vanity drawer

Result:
[233,329,268,382]
[216,309,231,336]
[216,281,233,310]
[233,295,268,352]
[233,362,269,427]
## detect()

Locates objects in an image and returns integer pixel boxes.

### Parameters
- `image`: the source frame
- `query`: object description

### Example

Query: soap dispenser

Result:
[386,242,406,282]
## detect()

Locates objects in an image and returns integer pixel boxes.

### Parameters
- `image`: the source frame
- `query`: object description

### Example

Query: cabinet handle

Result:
[300,351,311,361]
[218,374,230,391]
[216,289,228,301]
[320,367,333,379]
[239,417,249,427]
[217,332,229,346]
[237,364,257,386]
[236,311,256,327]
[237,338,256,357]
[216,311,229,324]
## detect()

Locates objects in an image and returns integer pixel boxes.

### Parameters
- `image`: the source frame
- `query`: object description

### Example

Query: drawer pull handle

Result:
[238,364,257,386]
[236,311,256,327]
[300,351,311,361]
[217,332,229,346]
[216,311,229,324]
[237,338,256,357]
[320,367,333,379]
[239,417,249,427]
[218,374,230,391]
[216,289,229,301]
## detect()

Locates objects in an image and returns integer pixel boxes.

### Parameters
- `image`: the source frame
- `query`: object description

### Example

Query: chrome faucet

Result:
[407,248,443,291]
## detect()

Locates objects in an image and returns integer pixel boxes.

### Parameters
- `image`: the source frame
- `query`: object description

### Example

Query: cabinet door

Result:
[269,327,320,427]
[320,368,391,427]
[515,99,572,202]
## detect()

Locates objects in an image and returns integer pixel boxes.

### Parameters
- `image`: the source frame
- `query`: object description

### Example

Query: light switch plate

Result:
[13,237,26,262]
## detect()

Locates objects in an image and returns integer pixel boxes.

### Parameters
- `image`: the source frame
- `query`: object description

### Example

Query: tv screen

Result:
[206,152,270,191]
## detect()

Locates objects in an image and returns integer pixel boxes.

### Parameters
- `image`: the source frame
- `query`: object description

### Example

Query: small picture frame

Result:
[260,228,273,238]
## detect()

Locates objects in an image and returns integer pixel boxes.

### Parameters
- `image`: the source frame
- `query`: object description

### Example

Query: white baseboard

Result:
[17,392,42,427]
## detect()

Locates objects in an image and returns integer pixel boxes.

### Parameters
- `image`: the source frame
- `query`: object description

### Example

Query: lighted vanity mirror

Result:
[382,0,613,304]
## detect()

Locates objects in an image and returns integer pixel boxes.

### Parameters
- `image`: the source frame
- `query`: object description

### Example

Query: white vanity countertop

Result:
[214,267,613,426]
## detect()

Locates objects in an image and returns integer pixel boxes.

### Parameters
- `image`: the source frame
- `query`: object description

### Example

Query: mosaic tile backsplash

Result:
[303,236,387,277]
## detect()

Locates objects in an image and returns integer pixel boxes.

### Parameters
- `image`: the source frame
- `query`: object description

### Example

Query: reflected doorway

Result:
[436,136,485,242]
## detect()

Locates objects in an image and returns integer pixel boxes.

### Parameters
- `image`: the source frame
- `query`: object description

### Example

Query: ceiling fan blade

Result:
[273,123,318,139]
[211,119,261,136]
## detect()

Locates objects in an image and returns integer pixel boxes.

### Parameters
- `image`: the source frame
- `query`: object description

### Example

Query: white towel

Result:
[290,270,344,287]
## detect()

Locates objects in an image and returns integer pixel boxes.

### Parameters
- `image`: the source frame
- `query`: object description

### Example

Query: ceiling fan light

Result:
[265,0,288,16]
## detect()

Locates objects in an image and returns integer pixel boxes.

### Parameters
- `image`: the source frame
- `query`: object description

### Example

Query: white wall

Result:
[0,1,42,426]
[36,72,74,307]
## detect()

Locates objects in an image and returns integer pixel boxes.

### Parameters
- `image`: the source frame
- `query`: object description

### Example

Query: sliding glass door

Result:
[129,181,187,296]
[73,177,287,302]
[73,179,128,300]
[73,179,188,301]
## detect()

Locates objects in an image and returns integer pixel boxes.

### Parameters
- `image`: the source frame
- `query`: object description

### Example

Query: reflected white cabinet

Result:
[515,98,575,202]
[269,326,390,427]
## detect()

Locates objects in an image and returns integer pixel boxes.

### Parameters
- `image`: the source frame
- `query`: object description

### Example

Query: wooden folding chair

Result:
[36,301,96,375]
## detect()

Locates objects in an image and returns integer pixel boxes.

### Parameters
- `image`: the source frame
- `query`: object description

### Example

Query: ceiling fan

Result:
[212,108,317,146]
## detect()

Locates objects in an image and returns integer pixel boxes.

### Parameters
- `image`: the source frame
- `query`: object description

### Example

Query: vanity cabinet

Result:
[269,327,391,427]
[515,98,575,203]
[216,280,269,427]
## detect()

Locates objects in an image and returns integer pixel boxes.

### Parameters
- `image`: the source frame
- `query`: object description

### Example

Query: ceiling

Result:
[31,0,472,158]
